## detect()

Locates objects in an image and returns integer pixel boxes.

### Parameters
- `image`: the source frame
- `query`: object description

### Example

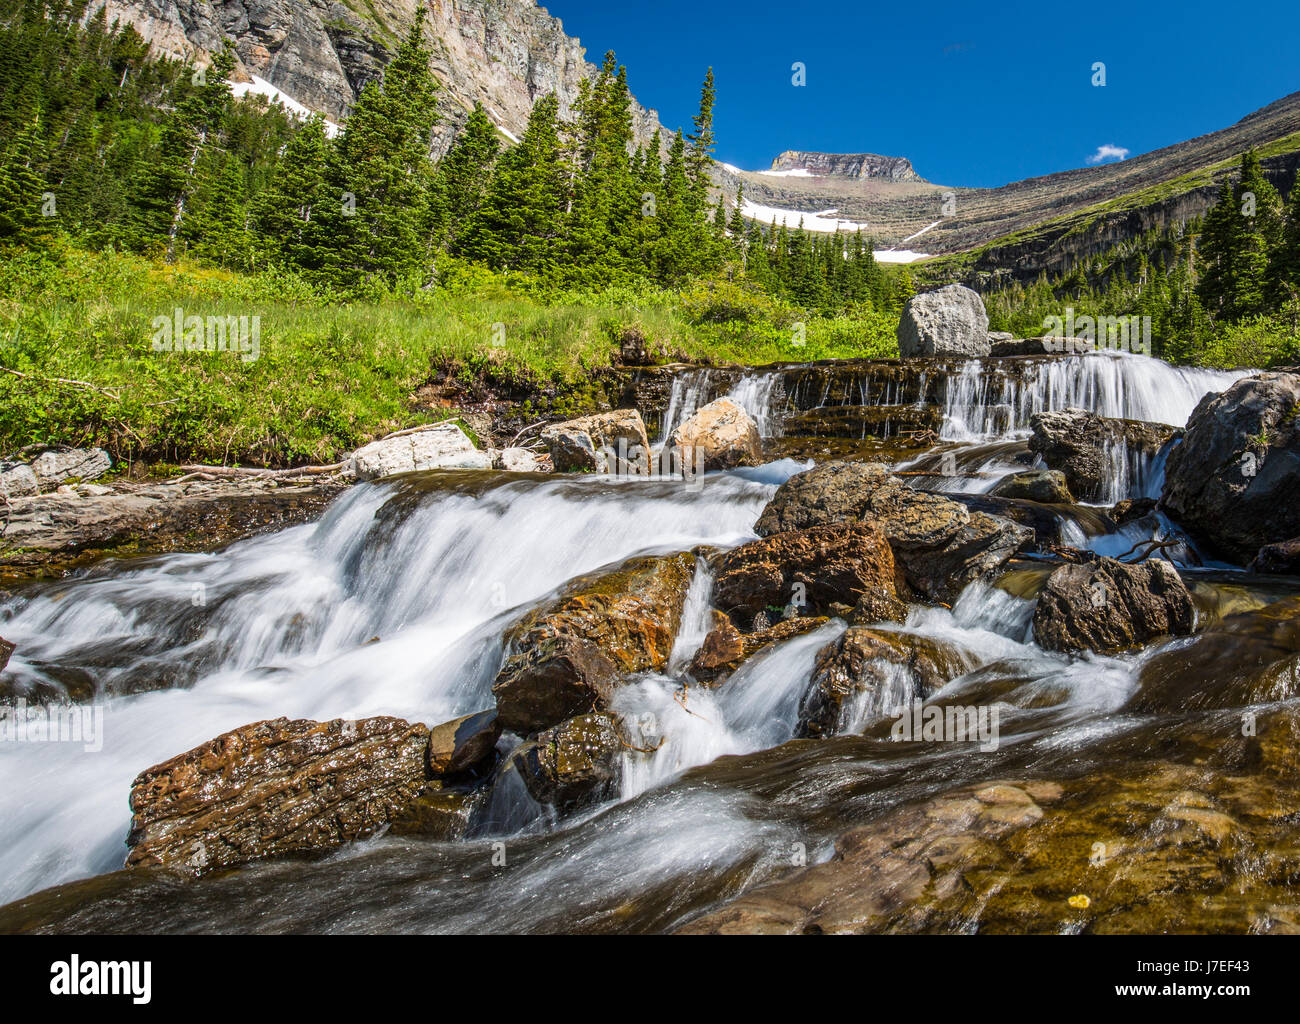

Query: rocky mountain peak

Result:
[769,150,926,182]
[90,0,666,157]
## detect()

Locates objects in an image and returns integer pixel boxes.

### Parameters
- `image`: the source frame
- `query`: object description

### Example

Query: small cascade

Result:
[659,370,784,440]
[940,351,1248,440]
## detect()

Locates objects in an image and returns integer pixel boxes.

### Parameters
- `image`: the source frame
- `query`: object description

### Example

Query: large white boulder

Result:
[897,284,991,358]
[347,422,492,481]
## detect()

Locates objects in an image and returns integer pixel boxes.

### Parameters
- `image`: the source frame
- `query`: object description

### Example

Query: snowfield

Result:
[229,76,341,138]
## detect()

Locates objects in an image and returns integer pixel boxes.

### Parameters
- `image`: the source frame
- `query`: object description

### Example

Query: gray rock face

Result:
[347,422,492,480]
[768,151,925,182]
[896,285,990,358]
[1032,556,1195,654]
[0,447,111,496]
[1030,408,1177,503]
[96,0,665,159]
[495,447,545,473]
[1161,372,1300,563]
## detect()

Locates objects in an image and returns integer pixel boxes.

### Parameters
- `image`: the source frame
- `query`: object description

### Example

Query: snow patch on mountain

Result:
[229,76,341,138]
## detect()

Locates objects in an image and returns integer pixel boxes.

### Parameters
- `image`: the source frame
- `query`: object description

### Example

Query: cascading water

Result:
[659,370,784,440]
[940,351,1248,440]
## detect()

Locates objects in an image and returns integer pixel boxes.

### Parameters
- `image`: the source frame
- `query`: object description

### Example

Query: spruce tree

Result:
[428,102,500,252]
[458,93,567,275]
[311,6,439,286]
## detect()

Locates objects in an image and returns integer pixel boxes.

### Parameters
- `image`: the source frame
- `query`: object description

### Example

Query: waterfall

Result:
[659,370,784,440]
[940,351,1248,440]
[0,469,797,906]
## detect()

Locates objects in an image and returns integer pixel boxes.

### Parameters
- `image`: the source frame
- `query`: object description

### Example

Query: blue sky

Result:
[543,0,1300,187]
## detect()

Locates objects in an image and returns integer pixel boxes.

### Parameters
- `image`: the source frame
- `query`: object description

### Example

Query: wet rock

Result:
[388,779,490,841]
[888,509,1031,605]
[989,469,1073,504]
[0,636,11,674]
[755,462,1030,603]
[1029,408,1177,502]
[754,461,894,535]
[1133,595,1300,711]
[125,716,431,875]
[347,422,492,481]
[781,404,940,439]
[1161,373,1300,562]
[510,712,622,810]
[427,710,500,776]
[1250,537,1300,574]
[492,553,695,734]
[896,284,990,358]
[846,587,910,625]
[495,447,546,473]
[0,478,346,580]
[799,627,979,738]
[1032,555,1195,654]
[1110,497,1158,525]
[714,523,897,629]
[541,410,651,474]
[665,397,761,471]
[689,612,830,683]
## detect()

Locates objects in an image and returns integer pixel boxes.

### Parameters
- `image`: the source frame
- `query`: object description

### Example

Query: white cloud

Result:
[1086,143,1130,165]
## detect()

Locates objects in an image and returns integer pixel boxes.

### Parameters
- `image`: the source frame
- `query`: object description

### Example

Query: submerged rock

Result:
[492,552,695,734]
[1029,408,1176,502]
[665,397,761,471]
[989,469,1073,504]
[348,422,493,480]
[896,284,990,358]
[677,717,1300,935]
[125,716,431,875]
[689,612,830,683]
[541,410,651,475]
[713,523,897,629]
[1133,595,1300,711]
[510,712,623,810]
[798,627,978,738]
[1162,372,1300,563]
[1032,555,1195,654]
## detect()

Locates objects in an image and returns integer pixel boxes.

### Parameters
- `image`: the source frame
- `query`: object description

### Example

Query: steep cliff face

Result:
[91,0,665,157]
[769,150,925,183]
